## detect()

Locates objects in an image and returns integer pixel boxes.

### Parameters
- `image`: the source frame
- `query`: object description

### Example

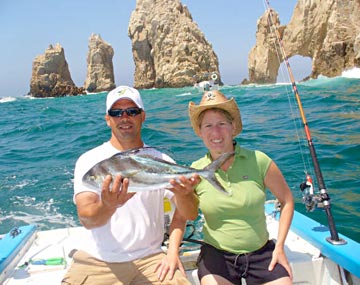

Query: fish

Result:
[82,148,234,195]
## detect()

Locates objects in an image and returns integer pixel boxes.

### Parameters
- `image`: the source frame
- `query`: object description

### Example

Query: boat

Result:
[1,198,360,285]
[193,72,219,92]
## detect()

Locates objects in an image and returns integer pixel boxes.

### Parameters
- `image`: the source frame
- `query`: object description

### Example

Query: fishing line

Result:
[262,1,314,183]
[263,0,345,244]
[263,3,312,179]
[261,0,312,176]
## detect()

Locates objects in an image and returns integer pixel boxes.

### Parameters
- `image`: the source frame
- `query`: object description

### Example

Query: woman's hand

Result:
[268,245,293,279]
[155,252,186,281]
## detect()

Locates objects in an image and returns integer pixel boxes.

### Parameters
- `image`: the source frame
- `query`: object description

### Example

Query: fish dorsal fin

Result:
[110,147,151,159]
[117,146,171,156]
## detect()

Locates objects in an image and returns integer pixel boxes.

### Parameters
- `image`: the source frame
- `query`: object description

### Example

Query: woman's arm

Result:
[155,209,188,281]
[264,161,294,279]
[169,174,200,221]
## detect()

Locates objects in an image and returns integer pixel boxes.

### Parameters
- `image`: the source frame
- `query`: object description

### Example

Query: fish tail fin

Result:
[204,152,234,172]
[200,172,230,195]
[201,152,235,195]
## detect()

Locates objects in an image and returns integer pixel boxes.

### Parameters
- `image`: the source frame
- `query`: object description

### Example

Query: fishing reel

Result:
[299,174,324,212]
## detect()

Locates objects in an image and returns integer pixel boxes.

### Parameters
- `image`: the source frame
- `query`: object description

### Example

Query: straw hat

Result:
[188,90,242,137]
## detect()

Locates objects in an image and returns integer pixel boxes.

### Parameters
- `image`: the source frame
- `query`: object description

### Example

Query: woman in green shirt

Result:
[186,90,294,285]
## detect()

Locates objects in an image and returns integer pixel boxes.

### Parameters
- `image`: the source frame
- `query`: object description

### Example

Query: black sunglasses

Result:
[108,107,143,117]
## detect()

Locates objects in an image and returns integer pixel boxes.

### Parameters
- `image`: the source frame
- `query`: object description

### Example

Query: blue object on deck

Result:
[265,204,360,278]
[0,225,37,274]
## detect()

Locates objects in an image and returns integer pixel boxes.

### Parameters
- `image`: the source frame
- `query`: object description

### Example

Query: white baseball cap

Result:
[106,86,144,113]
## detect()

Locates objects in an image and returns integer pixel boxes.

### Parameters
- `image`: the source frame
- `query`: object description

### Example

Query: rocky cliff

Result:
[84,34,115,93]
[29,44,84,97]
[248,0,360,84]
[247,9,281,84]
[128,0,220,89]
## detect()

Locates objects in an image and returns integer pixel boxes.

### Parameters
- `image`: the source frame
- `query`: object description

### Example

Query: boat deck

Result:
[2,209,359,285]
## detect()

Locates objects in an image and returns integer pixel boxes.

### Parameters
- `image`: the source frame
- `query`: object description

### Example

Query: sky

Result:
[0,0,310,97]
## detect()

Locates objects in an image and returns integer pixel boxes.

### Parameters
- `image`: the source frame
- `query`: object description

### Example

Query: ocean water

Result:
[0,76,359,244]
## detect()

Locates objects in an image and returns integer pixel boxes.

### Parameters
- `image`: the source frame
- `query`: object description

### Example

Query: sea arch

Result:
[247,0,360,84]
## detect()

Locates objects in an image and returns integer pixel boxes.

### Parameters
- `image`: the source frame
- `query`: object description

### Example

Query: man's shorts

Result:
[61,250,190,285]
[197,240,289,285]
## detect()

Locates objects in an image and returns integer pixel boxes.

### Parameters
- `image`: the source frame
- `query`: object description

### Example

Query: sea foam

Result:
[341,67,360,78]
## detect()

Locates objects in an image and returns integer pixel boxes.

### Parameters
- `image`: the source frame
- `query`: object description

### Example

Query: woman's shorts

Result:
[197,240,289,285]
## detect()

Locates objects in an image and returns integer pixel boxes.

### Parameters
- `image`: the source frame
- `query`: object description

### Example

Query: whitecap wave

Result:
[176,92,192,97]
[1,195,78,231]
[0,97,16,103]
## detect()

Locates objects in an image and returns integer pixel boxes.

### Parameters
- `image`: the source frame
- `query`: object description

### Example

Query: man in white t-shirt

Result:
[62,86,199,285]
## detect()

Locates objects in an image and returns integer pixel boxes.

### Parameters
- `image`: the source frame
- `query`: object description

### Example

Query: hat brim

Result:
[189,97,242,137]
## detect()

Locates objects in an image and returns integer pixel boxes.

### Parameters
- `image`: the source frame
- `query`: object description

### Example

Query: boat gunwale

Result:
[265,203,360,278]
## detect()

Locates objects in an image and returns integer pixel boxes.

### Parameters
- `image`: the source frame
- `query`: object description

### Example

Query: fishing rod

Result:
[264,0,346,245]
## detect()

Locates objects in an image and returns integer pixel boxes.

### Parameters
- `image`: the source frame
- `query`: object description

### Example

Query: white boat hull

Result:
[1,203,359,285]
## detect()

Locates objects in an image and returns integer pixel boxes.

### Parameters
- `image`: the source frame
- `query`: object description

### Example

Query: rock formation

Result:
[84,33,115,93]
[128,0,220,89]
[247,0,360,84]
[30,43,85,97]
[247,9,281,84]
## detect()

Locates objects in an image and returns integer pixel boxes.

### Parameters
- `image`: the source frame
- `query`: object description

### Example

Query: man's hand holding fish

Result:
[101,175,135,209]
